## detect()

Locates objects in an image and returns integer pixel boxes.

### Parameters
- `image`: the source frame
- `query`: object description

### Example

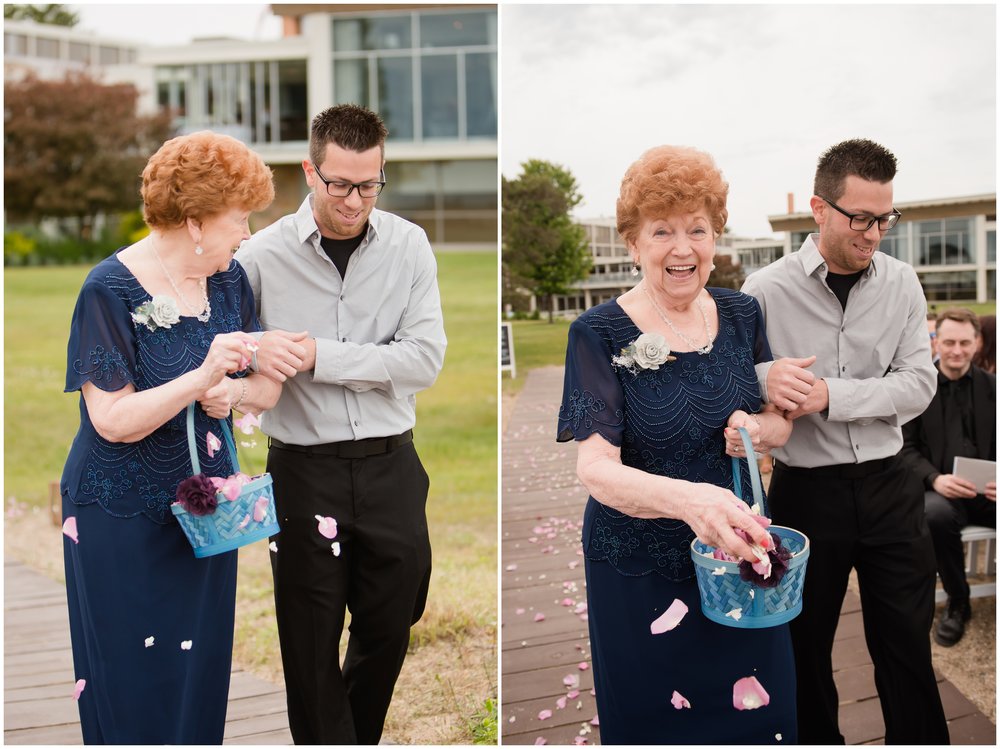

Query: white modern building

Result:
[4,4,498,248]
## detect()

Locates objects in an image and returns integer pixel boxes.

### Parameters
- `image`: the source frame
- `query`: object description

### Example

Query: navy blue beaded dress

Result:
[557,289,797,745]
[61,253,259,744]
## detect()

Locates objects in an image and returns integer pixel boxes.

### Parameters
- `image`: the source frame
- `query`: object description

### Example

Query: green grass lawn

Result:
[4,251,498,743]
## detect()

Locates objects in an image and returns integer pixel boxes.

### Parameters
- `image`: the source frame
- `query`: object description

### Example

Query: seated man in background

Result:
[902,307,996,647]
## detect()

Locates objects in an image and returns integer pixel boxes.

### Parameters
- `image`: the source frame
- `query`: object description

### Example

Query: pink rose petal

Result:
[245,340,260,353]
[534,739,547,746]
[556,696,567,709]
[590,715,599,726]
[516,607,526,615]
[331,541,341,556]
[671,690,691,710]
[650,598,688,634]
[533,612,545,622]
[62,517,79,544]
[733,676,770,710]
[235,412,261,435]
[253,497,269,522]
[217,476,242,502]
[506,563,518,571]
[206,432,221,458]
[237,514,251,529]
[578,661,589,670]
[567,689,580,699]
[537,709,553,721]
[315,515,338,539]
[73,678,86,699]
[561,598,575,606]
[563,673,580,688]
[573,737,588,745]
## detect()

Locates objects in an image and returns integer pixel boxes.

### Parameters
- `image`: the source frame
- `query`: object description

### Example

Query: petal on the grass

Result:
[62,517,79,544]
[650,599,688,634]
[180,640,193,651]
[206,432,221,458]
[533,612,545,622]
[537,709,552,721]
[315,515,338,539]
[733,676,770,710]
[671,690,691,710]
[144,636,155,648]
[73,679,86,700]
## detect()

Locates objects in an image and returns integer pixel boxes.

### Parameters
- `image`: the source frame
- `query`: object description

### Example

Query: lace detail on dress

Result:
[563,290,771,581]
[73,345,132,384]
[559,388,624,435]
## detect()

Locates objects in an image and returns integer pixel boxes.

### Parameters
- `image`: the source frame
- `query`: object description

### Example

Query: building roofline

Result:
[269,4,488,16]
[769,192,997,227]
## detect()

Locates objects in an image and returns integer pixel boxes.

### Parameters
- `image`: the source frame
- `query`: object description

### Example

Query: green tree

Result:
[4,3,79,26]
[707,253,745,290]
[502,160,590,322]
[4,71,173,240]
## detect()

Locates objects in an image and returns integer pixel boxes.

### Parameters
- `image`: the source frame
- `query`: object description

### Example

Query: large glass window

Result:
[917,270,977,301]
[915,218,974,266]
[465,52,497,138]
[4,32,28,56]
[987,229,996,264]
[378,57,414,140]
[98,45,120,65]
[68,41,90,64]
[419,11,495,47]
[333,15,411,51]
[421,55,458,138]
[878,227,907,262]
[36,37,60,58]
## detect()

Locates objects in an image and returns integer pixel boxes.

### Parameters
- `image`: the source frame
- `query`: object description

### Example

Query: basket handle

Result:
[730,425,767,518]
[185,402,242,476]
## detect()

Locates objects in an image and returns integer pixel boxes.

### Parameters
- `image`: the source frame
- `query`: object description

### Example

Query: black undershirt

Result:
[320,226,366,280]
[825,269,865,311]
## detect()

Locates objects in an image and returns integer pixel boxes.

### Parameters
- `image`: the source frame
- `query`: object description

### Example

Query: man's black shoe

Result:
[934,598,972,647]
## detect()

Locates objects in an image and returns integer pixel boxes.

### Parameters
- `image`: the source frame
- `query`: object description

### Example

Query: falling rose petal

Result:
[561,598,575,606]
[218,477,242,501]
[506,564,518,571]
[556,696,567,710]
[268,541,278,553]
[315,515,338,539]
[206,432,221,458]
[712,566,727,576]
[180,640,193,651]
[534,739,547,746]
[733,676,770,710]
[237,514,251,529]
[537,709,553,721]
[62,517,79,544]
[563,674,580,688]
[567,689,580,699]
[590,715,599,726]
[578,662,589,671]
[235,411,262,435]
[245,340,260,353]
[331,541,341,556]
[144,636,155,648]
[650,598,688,634]
[533,612,545,622]
[253,497,269,522]
[726,608,743,622]
[671,690,691,710]
[73,679,86,700]
[516,608,526,615]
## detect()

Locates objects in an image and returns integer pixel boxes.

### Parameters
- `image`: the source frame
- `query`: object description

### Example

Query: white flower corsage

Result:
[612,332,676,372]
[132,295,181,331]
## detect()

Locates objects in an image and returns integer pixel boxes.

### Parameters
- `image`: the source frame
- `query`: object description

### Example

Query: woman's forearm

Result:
[234,374,282,414]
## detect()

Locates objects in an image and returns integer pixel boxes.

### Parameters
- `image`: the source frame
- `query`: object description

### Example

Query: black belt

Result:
[270,430,413,458]
[773,455,895,479]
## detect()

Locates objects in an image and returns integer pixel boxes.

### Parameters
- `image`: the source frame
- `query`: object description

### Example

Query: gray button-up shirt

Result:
[742,234,936,468]
[235,195,447,445]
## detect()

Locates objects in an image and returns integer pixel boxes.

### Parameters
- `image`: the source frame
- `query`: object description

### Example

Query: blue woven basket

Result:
[690,427,809,629]
[171,403,279,558]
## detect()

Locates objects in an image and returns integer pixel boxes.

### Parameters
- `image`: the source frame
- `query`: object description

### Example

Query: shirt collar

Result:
[937,364,974,385]
[799,232,880,279]
[293,193,383,247]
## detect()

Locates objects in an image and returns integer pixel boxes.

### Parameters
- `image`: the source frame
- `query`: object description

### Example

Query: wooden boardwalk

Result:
[501,366,996,746]
[4,558,292,745]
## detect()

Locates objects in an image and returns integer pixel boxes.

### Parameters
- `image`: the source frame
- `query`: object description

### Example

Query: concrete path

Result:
[501,366,996,745]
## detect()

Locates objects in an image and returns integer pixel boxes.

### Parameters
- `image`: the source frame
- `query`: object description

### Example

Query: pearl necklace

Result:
[641,281,713,355]
[150,238,212,322]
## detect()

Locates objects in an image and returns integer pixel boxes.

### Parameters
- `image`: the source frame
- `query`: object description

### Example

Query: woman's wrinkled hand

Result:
[685,485,772,563]
[198,378,237,420]
[724,410,762,458]
[198,332,258,391]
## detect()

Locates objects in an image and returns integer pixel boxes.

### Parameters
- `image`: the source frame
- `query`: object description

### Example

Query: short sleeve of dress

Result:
[65,278,138,393]
[556,318,626,445]
[233,261,262,334]
[749,294,773,365]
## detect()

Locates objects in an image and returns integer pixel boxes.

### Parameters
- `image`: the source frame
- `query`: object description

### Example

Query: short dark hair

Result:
[936,307,981,337]
[813,138,897,201]
[309,104,388,166]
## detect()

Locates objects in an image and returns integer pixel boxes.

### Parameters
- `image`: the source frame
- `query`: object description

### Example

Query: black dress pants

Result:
[924,491,996,601]
[267,440,432,745]
[769,454,949,745]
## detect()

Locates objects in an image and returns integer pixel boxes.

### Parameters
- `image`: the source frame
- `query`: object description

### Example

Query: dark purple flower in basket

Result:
[739,533,793,589]
[176,473,218,516]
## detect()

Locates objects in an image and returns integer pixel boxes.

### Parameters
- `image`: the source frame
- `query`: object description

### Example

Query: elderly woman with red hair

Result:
[61,132,281,743]
[558,145,795,743]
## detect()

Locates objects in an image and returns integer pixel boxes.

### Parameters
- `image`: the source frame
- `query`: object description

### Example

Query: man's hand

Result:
[932,473,979,500]
[786,378,829,420]
[256,330,309,382]
[984,481,995,502]
[766,356,817,412]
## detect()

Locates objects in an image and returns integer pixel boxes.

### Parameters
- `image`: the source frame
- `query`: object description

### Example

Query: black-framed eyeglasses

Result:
[818,196,901,232]
[312,164,386,198]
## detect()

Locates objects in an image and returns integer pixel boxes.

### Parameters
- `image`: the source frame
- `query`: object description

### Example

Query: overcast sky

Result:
[501,4,997,237]
[70,3,282,46]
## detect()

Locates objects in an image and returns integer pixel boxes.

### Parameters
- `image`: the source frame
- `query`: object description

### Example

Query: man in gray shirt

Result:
[742,139,947,744]
[235,105,446,744]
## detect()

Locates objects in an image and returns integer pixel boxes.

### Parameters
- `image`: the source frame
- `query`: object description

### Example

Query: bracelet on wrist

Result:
[233,377,248,411]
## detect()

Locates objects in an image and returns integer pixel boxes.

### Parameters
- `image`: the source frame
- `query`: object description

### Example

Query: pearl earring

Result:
[631,263,641,277]
[194,245,204,256]
[710,263,716,271]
